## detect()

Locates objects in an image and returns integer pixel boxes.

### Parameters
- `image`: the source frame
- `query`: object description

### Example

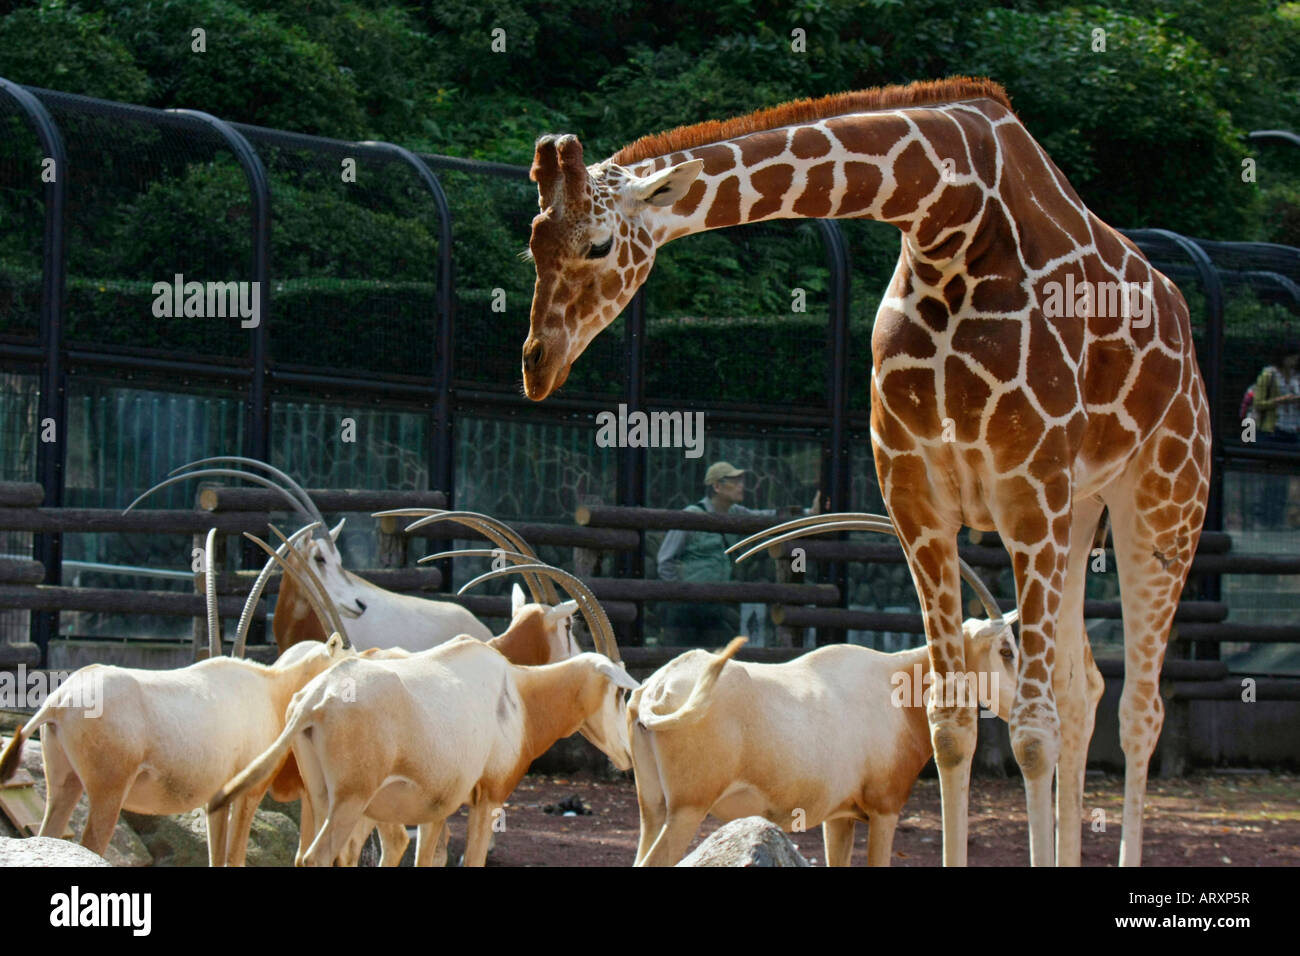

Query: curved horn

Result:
[244,531,351,650]
[457,563,618,663]
[730,512,1007,622]
[375,509,556,605]
[203,527,222,659]
[232,523,318,659]
[178,456,328,536]
[266,524,351,649]
[125,468,314,525]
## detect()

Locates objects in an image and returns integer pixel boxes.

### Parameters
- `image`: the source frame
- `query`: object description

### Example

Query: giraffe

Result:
[519,77,1211,866]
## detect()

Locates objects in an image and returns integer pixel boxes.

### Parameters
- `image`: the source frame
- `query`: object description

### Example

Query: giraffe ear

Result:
[531,134,562,211]
[630,159,704,206]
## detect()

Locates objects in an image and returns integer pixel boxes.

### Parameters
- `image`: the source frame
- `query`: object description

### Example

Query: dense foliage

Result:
[1,0,1297,397]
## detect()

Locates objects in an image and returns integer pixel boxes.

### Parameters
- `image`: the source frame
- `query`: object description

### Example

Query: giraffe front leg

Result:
[996,483,1072,868]
[888,512,972,866]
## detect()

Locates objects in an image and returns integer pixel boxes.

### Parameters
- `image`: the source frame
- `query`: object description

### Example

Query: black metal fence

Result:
[2,81,1298,661]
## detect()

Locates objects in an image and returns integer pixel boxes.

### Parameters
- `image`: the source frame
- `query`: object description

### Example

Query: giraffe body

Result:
[522,78,1211,865]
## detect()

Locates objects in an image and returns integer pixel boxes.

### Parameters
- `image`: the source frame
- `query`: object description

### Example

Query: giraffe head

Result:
[522,134,703,400]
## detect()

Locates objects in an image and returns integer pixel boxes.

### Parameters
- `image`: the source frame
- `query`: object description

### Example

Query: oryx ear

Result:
[630,159,704,206]
[594,658,641,692]
[545,599,579,625]
[325,632,345,656]
[329,518,346,542]
[511,583,526,615]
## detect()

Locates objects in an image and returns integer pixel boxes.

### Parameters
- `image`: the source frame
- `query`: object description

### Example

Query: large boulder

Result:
[0,836,110,866]
[677,817,812,867]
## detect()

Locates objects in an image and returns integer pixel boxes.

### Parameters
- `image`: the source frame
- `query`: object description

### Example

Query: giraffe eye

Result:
[586,237,613,259]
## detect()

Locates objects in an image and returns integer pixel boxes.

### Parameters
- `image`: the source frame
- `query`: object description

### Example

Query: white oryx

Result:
[126,457,494,651]
[0,523,355,865]
[209,560,638,867]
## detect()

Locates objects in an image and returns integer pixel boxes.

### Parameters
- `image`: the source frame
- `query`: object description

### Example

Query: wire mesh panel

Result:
[0,94,45,344]
[29,89,256,361]
[55,378,244,641]
[1194,239,1300,454]
[234,125,445,380]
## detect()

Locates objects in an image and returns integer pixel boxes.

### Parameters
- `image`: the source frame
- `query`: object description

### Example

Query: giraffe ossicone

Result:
[522,76,1211,867]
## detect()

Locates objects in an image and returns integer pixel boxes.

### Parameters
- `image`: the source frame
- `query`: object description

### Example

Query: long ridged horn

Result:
[232,523,318,659]
[457,563,618,663]
[266,524,351,649]
[730,512,1007,622]
[203,527,221,659]
[125,467,320,537]
[375,509,556,605]
[179,456,329,541]
[244,530,351,650]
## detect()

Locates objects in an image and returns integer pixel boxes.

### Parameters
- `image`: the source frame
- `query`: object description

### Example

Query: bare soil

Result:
[435,769,1300,866]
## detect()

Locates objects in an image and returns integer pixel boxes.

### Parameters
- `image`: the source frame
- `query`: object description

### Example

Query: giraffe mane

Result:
[611,76,1014,166]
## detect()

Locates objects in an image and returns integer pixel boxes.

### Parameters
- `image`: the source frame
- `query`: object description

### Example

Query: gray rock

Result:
[122,809,211,867]
[5,734,152,866]
[244,810,298,867]
[0,836,110,867]
[677,817,812,867]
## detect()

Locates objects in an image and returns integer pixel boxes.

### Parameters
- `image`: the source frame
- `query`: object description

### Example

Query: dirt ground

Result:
[431,769,1300,866]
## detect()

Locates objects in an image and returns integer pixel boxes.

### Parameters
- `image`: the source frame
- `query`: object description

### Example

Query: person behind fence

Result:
[657,461,819,647]
[1250,339,1300,526]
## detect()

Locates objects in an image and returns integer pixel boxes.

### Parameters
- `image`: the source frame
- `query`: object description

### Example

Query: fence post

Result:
[2,79,68,666]
[816,219,852,645]
[619,290,648,645]
[360,142,457,590]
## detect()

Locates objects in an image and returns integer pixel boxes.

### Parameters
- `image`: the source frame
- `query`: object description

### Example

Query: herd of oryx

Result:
[0,458,1057,867]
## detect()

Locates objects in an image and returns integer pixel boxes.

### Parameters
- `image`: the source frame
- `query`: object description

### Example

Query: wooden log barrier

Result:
[0,482,45,508]
[199,487,448,514]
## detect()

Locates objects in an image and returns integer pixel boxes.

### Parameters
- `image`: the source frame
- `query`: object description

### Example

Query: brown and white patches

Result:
[792,162,836,218]
[705,176,742,229]
[748,162,795,220]
[835,161,884,217]
[915,183,984,254]
[881,140,941,220]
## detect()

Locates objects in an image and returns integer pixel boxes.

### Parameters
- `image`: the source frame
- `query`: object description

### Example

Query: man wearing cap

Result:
[657,461,818,646]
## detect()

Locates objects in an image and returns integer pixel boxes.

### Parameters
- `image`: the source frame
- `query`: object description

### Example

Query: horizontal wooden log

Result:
[211,566,444,595]
[575,504,792,535]
[1174,622,1300,644]
[1168,678,1300,701]
[0,482,45,508]
[200,487,447,513]
[1093,658,1228,681]
[0,508,269,535]
[453,593,638,624]
[405,521,638,552]
[620,645,806,670]
[789,539,1011,568]
[0,586,266,620]
[772,599,1226,631]
[0,559,44,585]
[0,642,41,666]
[1188,552,1300,575]
[584,578,839,605]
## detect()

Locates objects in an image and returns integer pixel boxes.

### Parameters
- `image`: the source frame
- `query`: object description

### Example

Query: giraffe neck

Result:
[632,101,1004,256]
